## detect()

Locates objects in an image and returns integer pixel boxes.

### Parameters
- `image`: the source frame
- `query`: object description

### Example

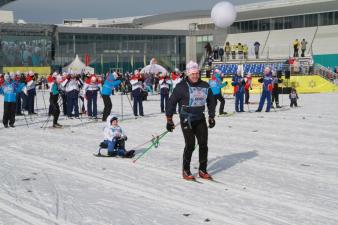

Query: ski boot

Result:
[198,170,212,180]
[182,170,195,180]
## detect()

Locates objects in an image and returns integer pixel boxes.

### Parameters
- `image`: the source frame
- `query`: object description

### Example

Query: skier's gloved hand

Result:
[166,116,175,132]
[208,117,215,128]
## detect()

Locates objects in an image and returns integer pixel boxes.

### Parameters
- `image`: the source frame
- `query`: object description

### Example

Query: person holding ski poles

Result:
[165,61,216,181]
[0,73,26,128]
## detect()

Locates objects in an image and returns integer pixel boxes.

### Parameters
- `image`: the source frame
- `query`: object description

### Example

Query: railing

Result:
[314,63,338,84]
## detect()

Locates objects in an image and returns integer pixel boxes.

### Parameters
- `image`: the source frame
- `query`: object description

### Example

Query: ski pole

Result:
[121,93,124,121]
[133,122,180,163]
[132,130,169,163]
[41,90,48,115]
[22,112,29,128]
[41,116,51,129]
[125,93,134,112]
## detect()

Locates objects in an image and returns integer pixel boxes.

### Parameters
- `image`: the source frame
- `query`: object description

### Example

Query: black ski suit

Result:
[166,78,216,172]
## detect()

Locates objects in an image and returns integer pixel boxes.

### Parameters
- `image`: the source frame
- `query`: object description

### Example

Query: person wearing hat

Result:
[61,73,83,119]
[256,67,273,112]
[25,71,37,115]
[130,70,144,117]
[231,68,246,112]
[244,73,253,104]
[271,71,283,108]
[13,72,24,116]
[165,61,216,181]
[159,73,171,113]
[0,73,26,128]
[103,115,134,157]
[209,69,228,115]
[49,74,63,128]
[170,69,183,114]
[83,74,100,119]
[100,72,121,122]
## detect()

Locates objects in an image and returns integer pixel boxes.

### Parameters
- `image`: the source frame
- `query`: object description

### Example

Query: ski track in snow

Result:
[1,91,338,225]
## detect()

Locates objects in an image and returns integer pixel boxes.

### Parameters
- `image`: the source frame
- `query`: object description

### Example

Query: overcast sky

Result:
[2,0,268,24]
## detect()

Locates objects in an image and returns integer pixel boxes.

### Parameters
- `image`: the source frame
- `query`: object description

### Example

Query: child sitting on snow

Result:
[289,88,299,107]
[103,115,134,158]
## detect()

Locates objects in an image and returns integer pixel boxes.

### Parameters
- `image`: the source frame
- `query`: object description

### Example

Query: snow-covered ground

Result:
[0,91,338,225]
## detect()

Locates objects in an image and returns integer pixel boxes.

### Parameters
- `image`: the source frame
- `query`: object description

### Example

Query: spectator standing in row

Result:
[231,44,237,59]
[224,42,231,61]
[254,41,260,59]
[301,39,308,57]
[237,43,244,59]
[293,39,300,57]
[243,44,248,60]
[219,47,224,62]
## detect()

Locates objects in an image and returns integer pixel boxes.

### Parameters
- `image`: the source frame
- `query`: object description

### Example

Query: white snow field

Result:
[0,90,338,225]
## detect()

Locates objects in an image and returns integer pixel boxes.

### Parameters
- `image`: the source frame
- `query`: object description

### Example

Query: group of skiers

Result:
[0,71,38,128]
[1,63,299,182]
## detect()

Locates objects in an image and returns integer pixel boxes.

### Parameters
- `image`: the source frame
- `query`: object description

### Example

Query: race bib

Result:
[188,86,208,107]
[3,85,14,93]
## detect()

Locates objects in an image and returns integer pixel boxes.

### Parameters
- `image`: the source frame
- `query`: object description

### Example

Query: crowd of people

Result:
[0,62,299,180]
[205,41,261,63]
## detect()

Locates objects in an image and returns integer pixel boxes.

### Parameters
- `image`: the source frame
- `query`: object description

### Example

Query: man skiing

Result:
[165,61,216,181]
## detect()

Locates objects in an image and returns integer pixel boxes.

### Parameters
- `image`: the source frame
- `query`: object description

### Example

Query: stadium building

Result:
[0,0,338,76]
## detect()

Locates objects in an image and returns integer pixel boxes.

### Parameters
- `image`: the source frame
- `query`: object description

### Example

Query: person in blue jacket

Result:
[231,70,245,112]
[209,69,228,115]
[0,74,26,128]
[256,67,273,112]
[101,72,121,121]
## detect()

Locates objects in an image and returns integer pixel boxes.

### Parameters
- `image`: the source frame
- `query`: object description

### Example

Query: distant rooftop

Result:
[59,0,338,29]
[0,0,15,8]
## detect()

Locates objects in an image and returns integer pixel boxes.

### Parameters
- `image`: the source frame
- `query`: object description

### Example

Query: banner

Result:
[3,66,51,76]
[202,75,338,94]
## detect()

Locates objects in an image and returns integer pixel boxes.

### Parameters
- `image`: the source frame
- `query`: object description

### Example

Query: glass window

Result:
[319,12,334,26]
[242,21,249,33]
[248,20,258,32]
[335,11,338,24]
[259,19,270,31]
[273,17,284,30]
[229,22,241,34]
[294,15,304,28]
[305,14,318,27]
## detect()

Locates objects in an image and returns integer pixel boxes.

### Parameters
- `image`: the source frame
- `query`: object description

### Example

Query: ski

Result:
[184,178,203,184]
[93,150,135,158]
[217,112,236,117]
[93,153,114,157]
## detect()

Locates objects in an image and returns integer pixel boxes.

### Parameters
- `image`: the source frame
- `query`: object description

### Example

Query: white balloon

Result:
[211,1,237,28]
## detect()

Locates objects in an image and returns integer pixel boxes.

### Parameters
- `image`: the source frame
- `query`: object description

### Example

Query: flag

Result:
[143,54,147,67]
[85,53,90,66]
[131,54,134,70]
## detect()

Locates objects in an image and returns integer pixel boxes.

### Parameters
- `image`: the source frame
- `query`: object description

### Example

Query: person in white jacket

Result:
[103,115,134,157]
[83,75,100,119]
[61,73,83,118]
